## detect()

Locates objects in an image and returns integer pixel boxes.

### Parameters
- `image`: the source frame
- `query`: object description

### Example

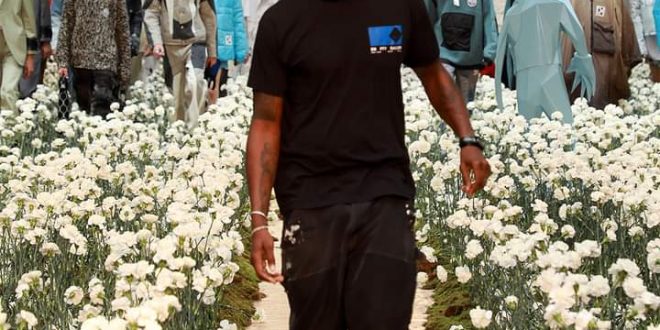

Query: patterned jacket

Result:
[55,0,131,89]
[143,0,217,58]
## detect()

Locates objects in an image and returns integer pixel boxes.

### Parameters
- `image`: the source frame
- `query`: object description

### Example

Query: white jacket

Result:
[242,0,277,48]
[630,0,657,55]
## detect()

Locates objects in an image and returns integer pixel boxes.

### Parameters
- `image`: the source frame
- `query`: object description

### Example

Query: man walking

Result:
[425,0,499,103]
[19,0,52,98]
[56,0,131,118]
[127,0,144,84]
[144,0,217,127]
[246,0,491,329]
[0,0,37,111]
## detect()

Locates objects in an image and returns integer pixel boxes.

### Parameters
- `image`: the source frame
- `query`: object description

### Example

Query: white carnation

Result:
[469,306,492,329]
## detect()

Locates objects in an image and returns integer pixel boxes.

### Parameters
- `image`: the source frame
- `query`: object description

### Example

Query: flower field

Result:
[409,64,659,329]
[0,72,261,329]
[0,62,658,329]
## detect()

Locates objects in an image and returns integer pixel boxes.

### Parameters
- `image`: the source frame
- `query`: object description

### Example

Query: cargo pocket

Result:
[191,43,207,70]
[592,22,616,55]
[441,13,475,51]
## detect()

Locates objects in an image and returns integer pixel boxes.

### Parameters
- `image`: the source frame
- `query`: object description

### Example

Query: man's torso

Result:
[252,0,435,212]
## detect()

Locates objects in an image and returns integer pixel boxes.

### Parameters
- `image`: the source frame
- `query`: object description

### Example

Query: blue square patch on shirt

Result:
[368,25,403,54]
[368,25,404,47]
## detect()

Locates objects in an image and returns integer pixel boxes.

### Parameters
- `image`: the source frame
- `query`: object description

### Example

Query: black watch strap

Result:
[459,136,484,150]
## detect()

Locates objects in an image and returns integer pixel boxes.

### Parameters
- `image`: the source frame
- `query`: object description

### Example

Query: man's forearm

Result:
[246,126,279,220]
[246,94,283,227]
[416,61,475,138]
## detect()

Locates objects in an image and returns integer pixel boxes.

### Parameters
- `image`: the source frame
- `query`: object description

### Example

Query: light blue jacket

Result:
[51,0,63,17]
[655,0,660,47]
[424,0,498,68]
[214,0,249,62]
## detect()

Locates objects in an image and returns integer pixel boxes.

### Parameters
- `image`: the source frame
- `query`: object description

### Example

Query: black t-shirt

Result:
[248,0,439,214]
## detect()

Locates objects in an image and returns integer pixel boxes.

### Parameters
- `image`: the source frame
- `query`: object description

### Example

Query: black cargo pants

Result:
[73,68,119,119]
[281,196,417,330]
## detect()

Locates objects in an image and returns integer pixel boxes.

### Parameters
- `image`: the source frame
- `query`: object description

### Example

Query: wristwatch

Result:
[459,136,484,151]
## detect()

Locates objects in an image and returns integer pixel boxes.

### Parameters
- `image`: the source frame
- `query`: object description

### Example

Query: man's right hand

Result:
[153,44,165,58]
[251,229,283,284]
[58,67,68,78]
[23,55,35,79]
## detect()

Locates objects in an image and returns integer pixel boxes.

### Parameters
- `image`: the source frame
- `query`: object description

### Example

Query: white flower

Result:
[217,320,237,330]
[436,265,448,283]
[416,272,429,285]
[0,305,8,329]
[549,285,576,309]
[465,240,484,259]
[469,306,492,329]
[455,266,472,284]
[575,240,601,258]
[78,304,102,323]
[628,226,644,238]
[39,242,61,257]
[543,304,573,329]
[116,261,155,280]
[88,214,106,227]
[81,316,127,330]
[505,296,518,310]
[419,245,437,263]
[574,310,596,330]
[535,269,565,294]
[111,297,131,312]
[636,291,660,310]
[125,306,159,328]
[608,259,641,282]
[587,275,611,298]
[17,310,38,329]
[88,278,105,305]
[561,225,576,239]
[622,277,647,299]
[64,286,84,305]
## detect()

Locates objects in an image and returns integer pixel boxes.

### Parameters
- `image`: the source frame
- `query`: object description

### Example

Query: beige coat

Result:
[563,0,642,108]
[0,0,37,64]
[144,0,217,58]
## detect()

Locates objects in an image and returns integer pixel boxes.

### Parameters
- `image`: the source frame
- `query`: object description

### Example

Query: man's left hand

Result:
[459,146,491,197]
[207,56,217,68]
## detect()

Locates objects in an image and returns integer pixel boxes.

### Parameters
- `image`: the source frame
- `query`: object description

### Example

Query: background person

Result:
[209,0,250,103]
[563,0,642,109]
[144,0,217,127]
[127,0,145,84]
[56,0,131,118]
[19,0,52,98]
[425,0,499,102]
[0,0,37,111]
[630,0,660,82]
[50,0,62,50]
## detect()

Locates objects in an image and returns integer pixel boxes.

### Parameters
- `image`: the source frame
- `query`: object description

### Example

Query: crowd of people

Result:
[0,0,659,126]
[0,0,276,126]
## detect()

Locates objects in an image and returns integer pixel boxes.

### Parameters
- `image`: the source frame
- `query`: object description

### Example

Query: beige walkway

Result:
[247,221,434,330]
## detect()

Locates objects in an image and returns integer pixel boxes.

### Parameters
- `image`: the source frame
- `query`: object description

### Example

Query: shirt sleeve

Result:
[247,14,287,96]
[403,0,439,68]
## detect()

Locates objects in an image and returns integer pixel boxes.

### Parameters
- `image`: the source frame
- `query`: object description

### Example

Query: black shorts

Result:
[281,196,417,330]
